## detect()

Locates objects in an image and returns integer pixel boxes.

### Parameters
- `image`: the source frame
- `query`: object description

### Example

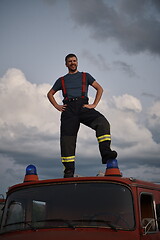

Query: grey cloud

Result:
[114,140,137,149]
[81,50,110,71]
[113,61,136,77]
[119,0,160,17]
[120,164,160,183]
[69,0,160,55]
[43,0,58,5]
[149,126,160,143]
[153,0,160,10]
[0,126,59,165]
[142,92,157,98]
[76,155,160,183]
[144,100,160,143]
[146,115,160,143]
[142,92,160,102]
[82,50,136,76]
[121,154,160,167]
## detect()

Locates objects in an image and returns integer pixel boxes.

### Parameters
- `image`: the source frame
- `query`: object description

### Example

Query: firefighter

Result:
[47,53,117,178]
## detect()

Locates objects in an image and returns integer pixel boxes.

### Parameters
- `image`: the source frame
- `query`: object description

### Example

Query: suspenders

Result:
[81,72,86,98]
[61,72,86,100]
[61,76,68,100]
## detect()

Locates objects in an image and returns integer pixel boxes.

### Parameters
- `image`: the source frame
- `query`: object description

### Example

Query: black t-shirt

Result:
[52,72,95,99]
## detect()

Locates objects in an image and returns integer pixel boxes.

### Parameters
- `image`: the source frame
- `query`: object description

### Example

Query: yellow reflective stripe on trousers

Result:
[61,156,75,163]
[97,134,111,143]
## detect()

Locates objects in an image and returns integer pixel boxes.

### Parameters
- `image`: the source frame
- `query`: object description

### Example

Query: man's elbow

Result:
[100,86,103,94]
[47,91,50,99]
[47,90,53,101]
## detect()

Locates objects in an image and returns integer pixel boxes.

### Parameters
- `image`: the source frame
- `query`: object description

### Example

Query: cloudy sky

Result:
[0,0,160,195]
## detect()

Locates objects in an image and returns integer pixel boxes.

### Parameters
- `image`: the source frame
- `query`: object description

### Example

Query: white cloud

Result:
[113,94,142,112]
[93,94,160,163]
[0,68,60,132]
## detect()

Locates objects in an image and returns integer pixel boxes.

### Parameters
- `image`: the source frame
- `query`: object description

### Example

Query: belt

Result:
[67,97,79,102]
[63,97,88,104]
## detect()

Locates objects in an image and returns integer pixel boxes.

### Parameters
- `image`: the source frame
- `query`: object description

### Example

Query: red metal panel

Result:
[0,228,140,240]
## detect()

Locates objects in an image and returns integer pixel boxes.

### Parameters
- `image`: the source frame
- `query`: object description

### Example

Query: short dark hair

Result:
[65,53,77,63]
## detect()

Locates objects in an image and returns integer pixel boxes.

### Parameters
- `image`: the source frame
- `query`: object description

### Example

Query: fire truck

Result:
[0,160,160,240]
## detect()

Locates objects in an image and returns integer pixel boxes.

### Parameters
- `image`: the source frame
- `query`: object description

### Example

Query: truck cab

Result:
[0,164,160,240]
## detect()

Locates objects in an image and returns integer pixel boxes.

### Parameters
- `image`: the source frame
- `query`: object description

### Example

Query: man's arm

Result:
[83,81,103,109]
[47,88,66,112]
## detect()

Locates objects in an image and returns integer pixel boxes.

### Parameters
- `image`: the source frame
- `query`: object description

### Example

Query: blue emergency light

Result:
[24,165,39,182]
[107,159,119,169]
[105,159,122,177]
[26,164,37,175]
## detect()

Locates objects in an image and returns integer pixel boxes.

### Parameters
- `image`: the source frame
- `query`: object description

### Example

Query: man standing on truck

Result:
[47,53,117,178]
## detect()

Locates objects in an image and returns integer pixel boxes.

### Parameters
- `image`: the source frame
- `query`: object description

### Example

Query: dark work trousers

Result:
[60,98,115,176]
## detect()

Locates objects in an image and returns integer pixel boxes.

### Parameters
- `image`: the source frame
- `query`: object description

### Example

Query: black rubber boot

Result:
[64,170,74,178]
[102,150,117,164]
[99,141,118,164]
[63,162,75,178]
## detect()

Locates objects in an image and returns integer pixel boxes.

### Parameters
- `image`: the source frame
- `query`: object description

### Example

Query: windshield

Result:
[1,182,135,232]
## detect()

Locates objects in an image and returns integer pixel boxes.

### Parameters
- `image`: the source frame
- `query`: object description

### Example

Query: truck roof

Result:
[7,176,160,194]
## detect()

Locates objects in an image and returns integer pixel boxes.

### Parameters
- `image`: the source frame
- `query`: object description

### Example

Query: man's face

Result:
[66,57,78,73]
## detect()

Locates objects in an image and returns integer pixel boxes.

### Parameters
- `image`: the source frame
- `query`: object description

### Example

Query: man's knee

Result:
[90,115,110,136]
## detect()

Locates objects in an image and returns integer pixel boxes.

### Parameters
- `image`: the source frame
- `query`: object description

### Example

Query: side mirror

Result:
[142,218,156,235]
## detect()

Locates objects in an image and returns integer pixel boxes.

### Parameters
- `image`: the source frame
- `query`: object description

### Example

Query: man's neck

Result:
[68,70,78,74]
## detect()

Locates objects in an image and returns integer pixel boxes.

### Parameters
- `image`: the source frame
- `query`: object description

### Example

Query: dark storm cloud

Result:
[69,0,160,55]
[121,155,160,168]
[0,124,60,171]
[149,127,160,143]
[146,113,160,144]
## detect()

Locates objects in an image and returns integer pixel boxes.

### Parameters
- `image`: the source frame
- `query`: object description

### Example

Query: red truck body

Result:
[0,175,160,240]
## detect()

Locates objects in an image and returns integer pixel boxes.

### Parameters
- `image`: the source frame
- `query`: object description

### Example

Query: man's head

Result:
[65,53,78,73]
